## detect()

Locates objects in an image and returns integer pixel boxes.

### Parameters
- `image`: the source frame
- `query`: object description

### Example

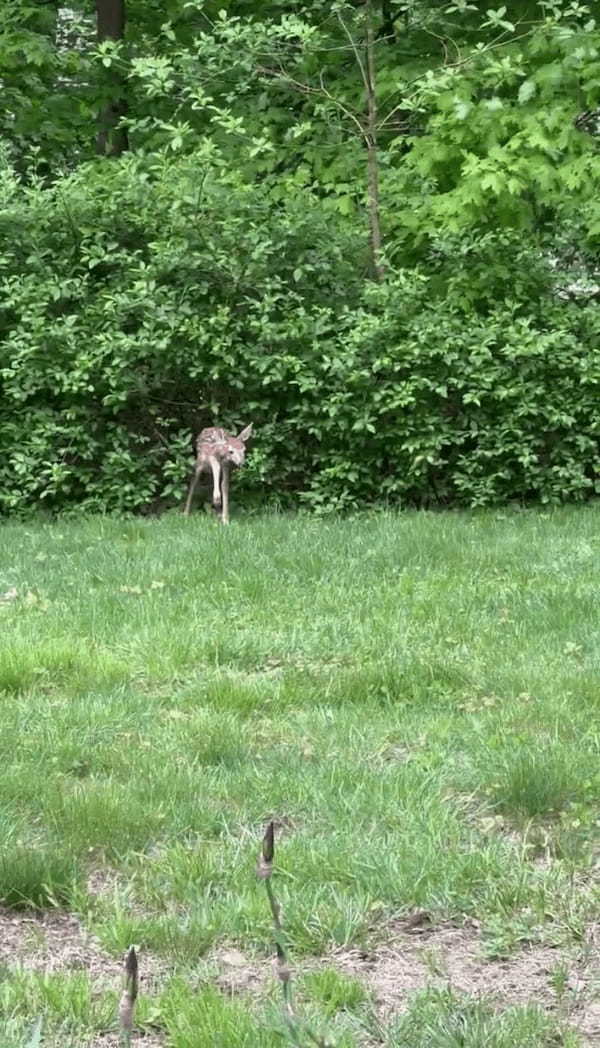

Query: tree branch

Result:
[256,64,367,142]
[336,9,369,94]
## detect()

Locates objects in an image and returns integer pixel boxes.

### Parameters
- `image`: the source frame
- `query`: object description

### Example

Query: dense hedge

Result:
[1,156,600,514]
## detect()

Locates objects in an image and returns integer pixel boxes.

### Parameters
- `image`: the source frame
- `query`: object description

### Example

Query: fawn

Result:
[183,424,253,523]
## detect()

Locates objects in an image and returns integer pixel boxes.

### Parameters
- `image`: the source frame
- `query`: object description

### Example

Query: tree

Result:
[96,0,128,154]
[0,1,96,173]
[123,1,600,275]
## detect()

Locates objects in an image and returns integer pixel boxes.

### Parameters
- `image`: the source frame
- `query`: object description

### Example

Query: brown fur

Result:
[183,424,253,523]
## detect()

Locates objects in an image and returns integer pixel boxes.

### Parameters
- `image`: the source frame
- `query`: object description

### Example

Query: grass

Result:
[301,969,370,1016]
[0,506,599,1044]
[0,847,79,910]
[482,742,597,818]
[387,987,581,1047]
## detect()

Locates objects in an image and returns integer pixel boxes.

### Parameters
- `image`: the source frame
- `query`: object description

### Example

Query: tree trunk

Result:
[96,0,128,155]
[365,0,385,281]
[379,0,396,42]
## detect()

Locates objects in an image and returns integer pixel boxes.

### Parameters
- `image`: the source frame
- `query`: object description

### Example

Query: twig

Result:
[257,64,366,142]
[257,822,330,1047]
[318,71,367,141]
[118,946,138,1047]
[378,27,535,132]
[336,9,369,95]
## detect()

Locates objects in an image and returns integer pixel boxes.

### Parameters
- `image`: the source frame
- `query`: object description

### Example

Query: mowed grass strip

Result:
[0,507,599,1044]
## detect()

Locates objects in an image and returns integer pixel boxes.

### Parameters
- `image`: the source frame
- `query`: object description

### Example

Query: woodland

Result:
[1,1,600,513]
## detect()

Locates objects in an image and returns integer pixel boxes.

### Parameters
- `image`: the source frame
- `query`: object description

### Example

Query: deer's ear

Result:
[237,423,253,443]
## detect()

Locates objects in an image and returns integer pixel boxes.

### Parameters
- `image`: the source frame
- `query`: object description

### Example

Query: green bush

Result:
[1,153,600,514]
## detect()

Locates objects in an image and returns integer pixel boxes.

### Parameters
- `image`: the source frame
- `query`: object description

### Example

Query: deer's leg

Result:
[221,463,230,524]
[209,456,222,511]
[183,466,202,516]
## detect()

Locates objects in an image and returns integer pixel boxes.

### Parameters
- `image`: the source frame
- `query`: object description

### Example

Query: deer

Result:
[183,424,253,524]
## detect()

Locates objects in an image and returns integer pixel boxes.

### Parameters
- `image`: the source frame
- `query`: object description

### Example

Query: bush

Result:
[1,152,600,514]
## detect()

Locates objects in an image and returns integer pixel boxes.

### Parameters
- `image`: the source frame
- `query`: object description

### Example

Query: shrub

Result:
[1,152,600,514]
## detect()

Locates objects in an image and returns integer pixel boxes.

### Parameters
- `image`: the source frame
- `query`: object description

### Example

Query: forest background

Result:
[1,0,600,514]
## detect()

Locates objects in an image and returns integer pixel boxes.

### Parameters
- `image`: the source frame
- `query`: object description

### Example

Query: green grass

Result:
[301,968,370,1015]
[481,742,597,818]
[0,507,599,1045]
[386,987,580,1047]
[0,846,80,910]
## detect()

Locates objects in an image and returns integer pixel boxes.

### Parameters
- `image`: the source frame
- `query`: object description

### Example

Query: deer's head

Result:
[224,423,253,467]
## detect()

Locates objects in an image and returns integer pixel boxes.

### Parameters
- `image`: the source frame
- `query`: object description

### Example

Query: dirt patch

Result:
[86,866,125,901]
[0,907,168,1044]
[1,907,113,981]
[330,917,600,1044]
[210,946,267,995]
[85,1035,163,1047]
[7,908,597,1045]
[332,921,558,1015]
[203,921,600,1045]
[0,906,167,993]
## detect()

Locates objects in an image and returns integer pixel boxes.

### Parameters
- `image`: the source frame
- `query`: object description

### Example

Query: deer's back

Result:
[196,427,228,455]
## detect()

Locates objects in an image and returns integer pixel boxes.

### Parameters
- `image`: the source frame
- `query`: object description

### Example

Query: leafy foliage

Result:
[1,152,600,513]
[1,0,600,512]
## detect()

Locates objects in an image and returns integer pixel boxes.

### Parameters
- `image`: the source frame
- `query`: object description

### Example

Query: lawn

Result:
[0,507,599,1046]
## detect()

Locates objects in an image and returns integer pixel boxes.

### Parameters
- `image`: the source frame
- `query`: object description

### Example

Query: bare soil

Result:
[0,906,166,1046]
[1,907,599,1045]
[330,916,600,1044]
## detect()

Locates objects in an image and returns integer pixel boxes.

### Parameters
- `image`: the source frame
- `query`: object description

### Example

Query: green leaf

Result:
[518,79,537,104]
[454,100,473,120]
